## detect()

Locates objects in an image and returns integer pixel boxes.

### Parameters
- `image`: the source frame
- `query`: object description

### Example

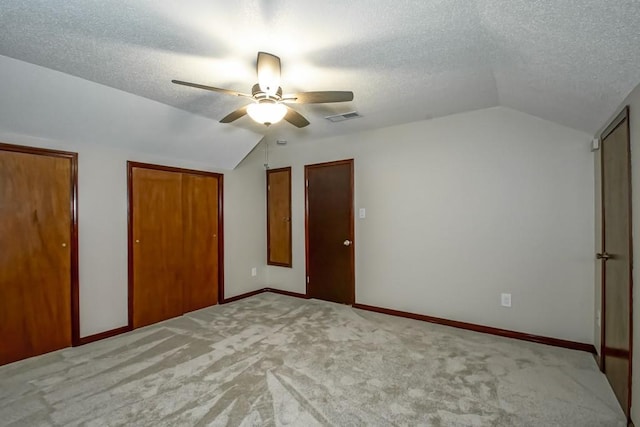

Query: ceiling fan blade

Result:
[282,91,354,104]
[172,80,252,98]
[283,107,310,128]
[220,105,249,123]
[256,52,281,97]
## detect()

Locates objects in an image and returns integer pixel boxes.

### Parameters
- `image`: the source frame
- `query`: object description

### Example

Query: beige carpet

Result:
[0,293,626,426]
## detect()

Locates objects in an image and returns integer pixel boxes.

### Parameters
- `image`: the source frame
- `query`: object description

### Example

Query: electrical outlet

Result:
[501,293,512,307]
[251,267,257,277]
[359,208,366,219]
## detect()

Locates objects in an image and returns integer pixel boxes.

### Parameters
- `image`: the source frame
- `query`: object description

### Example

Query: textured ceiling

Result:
[1,0,639,163]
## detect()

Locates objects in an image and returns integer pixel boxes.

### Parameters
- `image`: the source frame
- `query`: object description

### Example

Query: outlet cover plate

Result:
[501,293,512,307]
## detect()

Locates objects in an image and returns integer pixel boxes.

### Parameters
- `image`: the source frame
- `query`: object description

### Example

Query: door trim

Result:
[602,106,630,140]
[0,142,80,346]
[598,105,633,417]
[304,159,355,304]
[126,161,224,328]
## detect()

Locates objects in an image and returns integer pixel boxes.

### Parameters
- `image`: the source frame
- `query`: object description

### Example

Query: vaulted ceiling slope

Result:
[1,0,639,165]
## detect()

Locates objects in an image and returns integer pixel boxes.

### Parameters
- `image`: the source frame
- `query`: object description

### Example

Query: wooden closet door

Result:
[599,107,632,417]
[131,167,184,328]
[182,174,219,312]
[0,149,72,365]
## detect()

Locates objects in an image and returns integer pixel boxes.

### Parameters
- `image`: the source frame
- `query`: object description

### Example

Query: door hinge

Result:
[305,180,309,187]
[306,276,310,284]
[268,185,270,191]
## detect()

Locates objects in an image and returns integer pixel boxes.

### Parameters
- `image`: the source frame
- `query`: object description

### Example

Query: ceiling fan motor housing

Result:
[251,84,283,101]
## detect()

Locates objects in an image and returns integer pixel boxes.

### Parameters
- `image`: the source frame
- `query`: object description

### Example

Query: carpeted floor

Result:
[0,293,626,426]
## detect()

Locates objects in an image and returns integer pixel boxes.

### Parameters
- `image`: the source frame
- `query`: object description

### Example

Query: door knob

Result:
[61,243,67,247]
[596,252,611,260]
[343,240,352,246]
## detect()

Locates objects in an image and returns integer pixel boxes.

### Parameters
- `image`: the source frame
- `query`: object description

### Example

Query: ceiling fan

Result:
[172,52,354,128]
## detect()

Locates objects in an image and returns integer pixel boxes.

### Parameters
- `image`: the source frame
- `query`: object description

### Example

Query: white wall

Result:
[0,131,267,337]
[595,81,640,422]
[0,83,597,349]
[223,142,269,299]
[267,107,595,343]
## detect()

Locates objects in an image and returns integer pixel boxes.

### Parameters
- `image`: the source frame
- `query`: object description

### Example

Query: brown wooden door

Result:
[0,148,74,365]
[131,167,184,328]
[182,174,219,312]
[599,107,632,418]
[267,167,292,267]
[305,159,354,304]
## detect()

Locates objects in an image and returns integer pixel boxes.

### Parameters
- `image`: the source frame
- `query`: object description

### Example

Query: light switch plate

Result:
[359,208,366,219]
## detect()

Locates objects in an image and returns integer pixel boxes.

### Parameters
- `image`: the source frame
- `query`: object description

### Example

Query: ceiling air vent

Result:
[325,111,362,123]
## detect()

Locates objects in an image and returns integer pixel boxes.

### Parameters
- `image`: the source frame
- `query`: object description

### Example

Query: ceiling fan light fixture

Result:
[247,102,287,125]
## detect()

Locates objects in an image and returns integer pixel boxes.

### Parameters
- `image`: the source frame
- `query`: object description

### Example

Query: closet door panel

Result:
[0,150,72,365]
[132,167,183,328]
[182,174,219,312]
